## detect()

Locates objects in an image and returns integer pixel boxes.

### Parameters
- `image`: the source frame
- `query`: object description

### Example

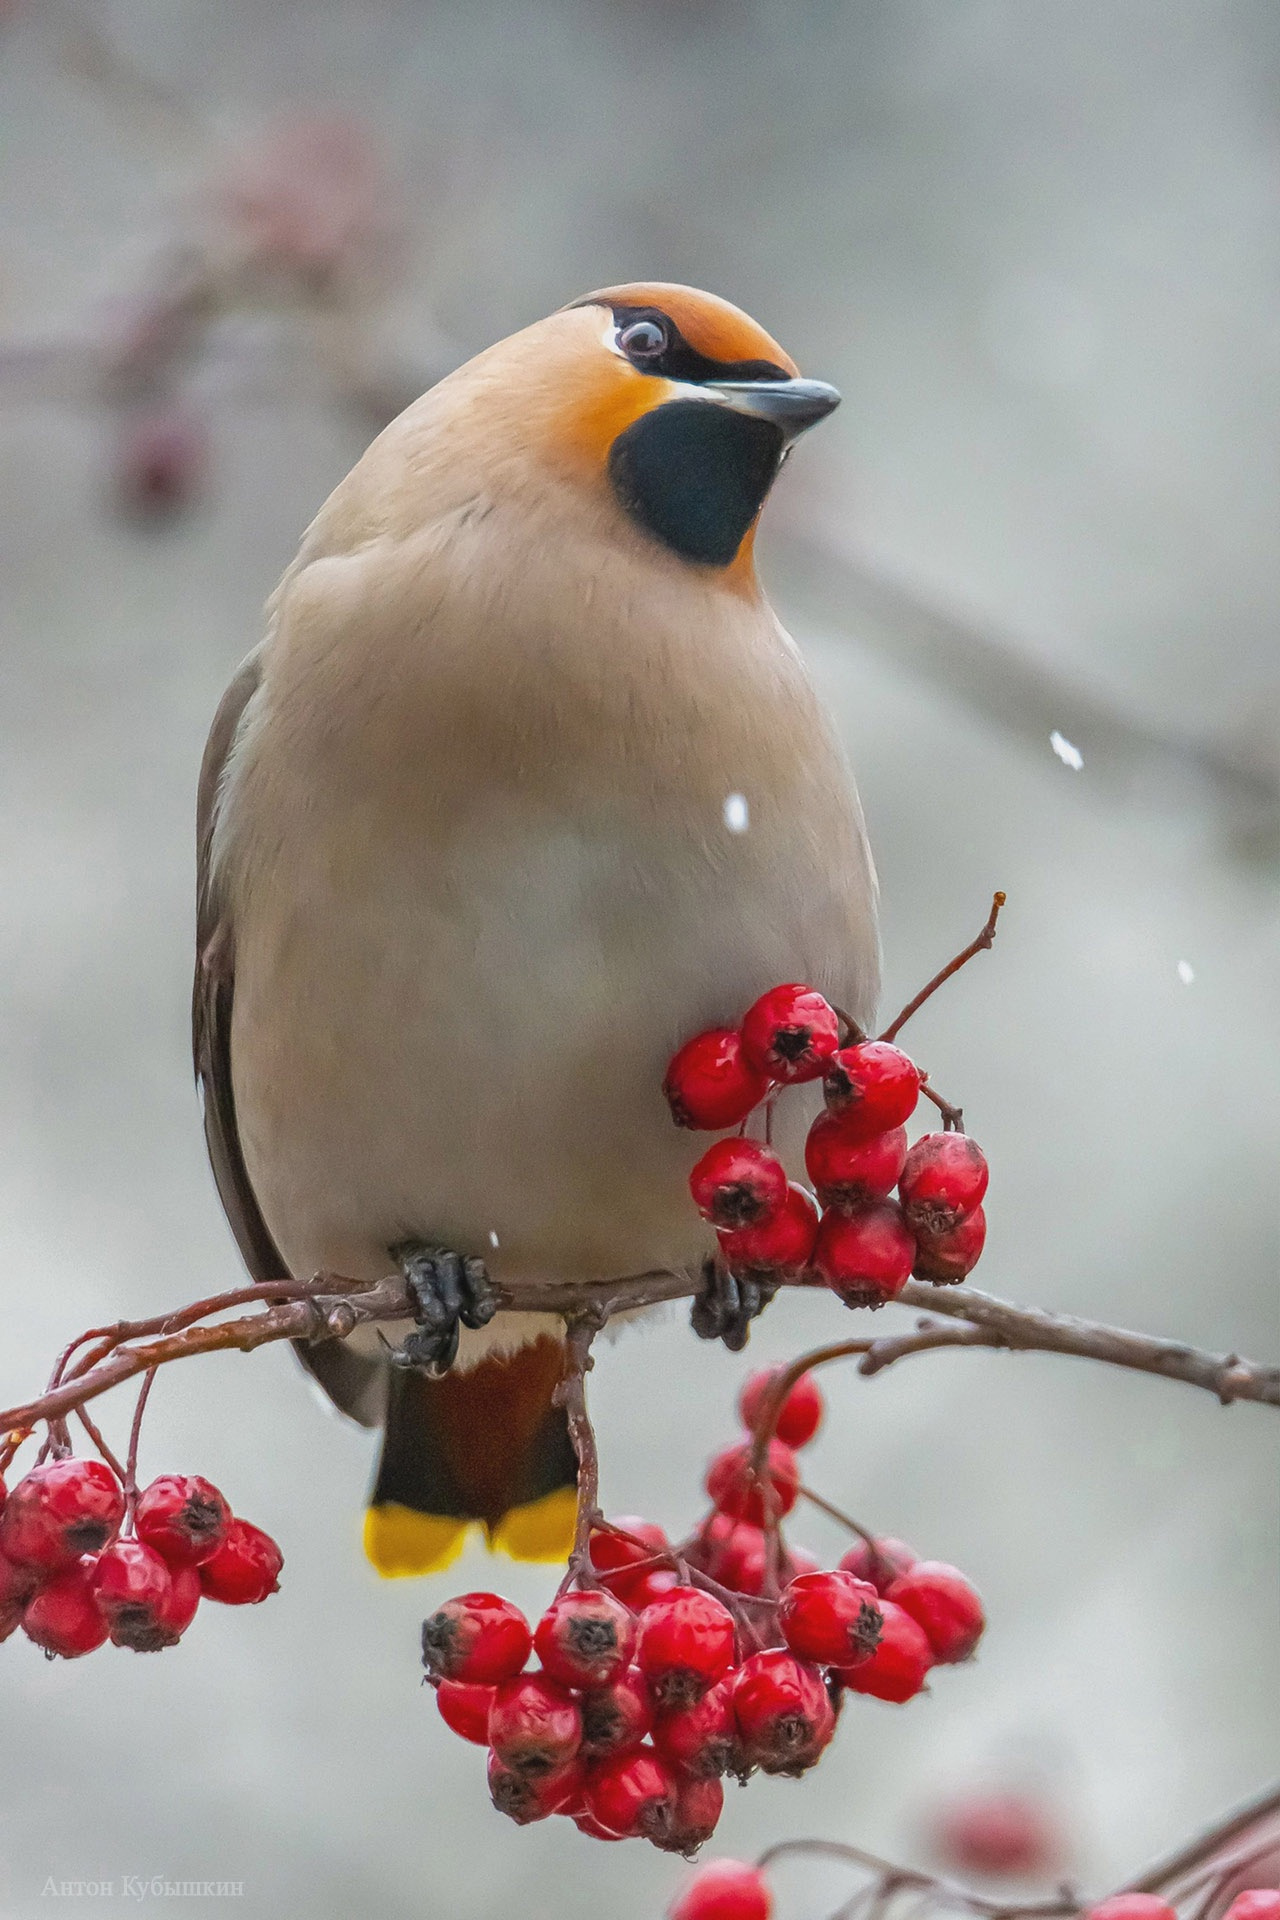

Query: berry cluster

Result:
[0,1458,282,1658]
[665,984,989,1305]
[424,1368,984,1850]
[669,1868,1280,1920]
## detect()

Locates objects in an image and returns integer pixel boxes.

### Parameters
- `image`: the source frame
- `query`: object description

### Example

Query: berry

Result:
[580,1665,653,1760]
[134,1474,231,1566]
[488,1672,582,1775]
[534,1586,635,1689]
[887,1561,984,1664]
[653,1674,745,1781]
[157,1562,201,1640]
[90,1539,178,1652]
[435,1679,496,1745]
[583,1746,679,1845]
[636,1587,737,1709]
[899,1133,989,1236]
[690,1139,787,1232]
[1086,1901,1180,1920]
[420,1590,530,1682]
[0,1459,124,1572]
[778,1569,883,1667]
[670,1859,774,1920]
[823,1041,921,1135]
[22,1566,109,1658]
[838,1536,917,1595]
[1222,1899,1280,1920]
[573,1808,627,1842]
[487,1751,583,1826]
[933,1791,1062,1878]
[913,1207,986,1284]
[197,1518,283,1605]
[811,1202,915,1307]
[705,1439,800,1527]
[665,1029,770,1131]
[741,984,840,1084]
[589,1518,671,1603]
[628,1567,681,1609]
[805,1116,908,1208]
[706,1523,815,1598]
[838,1598,931,1703]
[732,1649,835,1776]
[718,1185,819,1279]
[114,406,209,520]
[738,1368,823,1448]
[669,1773,725,1854]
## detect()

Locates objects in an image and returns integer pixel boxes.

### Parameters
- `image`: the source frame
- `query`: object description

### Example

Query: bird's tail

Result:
[363,1335,578,1577]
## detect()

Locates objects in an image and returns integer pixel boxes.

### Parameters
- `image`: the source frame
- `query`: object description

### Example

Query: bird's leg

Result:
[690,1254,777,1353]
[387,1242,499,1377]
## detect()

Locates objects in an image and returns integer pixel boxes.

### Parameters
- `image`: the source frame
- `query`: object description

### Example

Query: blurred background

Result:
[1,2,1277,1915]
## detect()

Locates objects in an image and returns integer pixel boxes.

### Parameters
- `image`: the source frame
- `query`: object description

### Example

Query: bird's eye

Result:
[618,318,669,364]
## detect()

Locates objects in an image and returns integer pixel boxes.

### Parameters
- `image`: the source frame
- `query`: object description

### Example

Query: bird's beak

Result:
[705,376,841,442]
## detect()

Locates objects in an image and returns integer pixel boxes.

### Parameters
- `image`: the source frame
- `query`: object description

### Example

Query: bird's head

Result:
[437,282,839,584]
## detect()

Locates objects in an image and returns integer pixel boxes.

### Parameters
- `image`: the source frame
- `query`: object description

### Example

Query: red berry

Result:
[718,1185,819,1278]
[732,1649,835,1776]
[887,1561,984,1663]
[0,1459,124,1572]
[690,1139,787,1232]
[823,1041,921,1135]
[899,1133,989,1235]
[669,1772,725,1854]
[654,1673,746,1780]
[665,1029,770,1131]
[738,1368,824,1448]
[583,1746,679,1845]
[114,406,209,520]
[838,1598,931,1702]
[1222,1899,1280,1920]
[705,1439,800,1527]
[705,1522,817,1598]
[197,1518,282,1605]
[778,1569,883,1667]
[805,1116,909,1208]
[636,1587,737,1709]
[628,1567,681,1609]
[838,1536,917,1595]
[534,1586,635,1689]
[487,1750,583,1825]
[933,1791,1062,1878]
[811,1201,915,1307]
[488,1672,582,1774]
[589,1518,671,1603]
[419,1590,529,1682]
[580,1665,653,1760]
[22,1566,109,1658]
[741,984,840,1084]
[670,1859,774,1920]
[134,1474,231,1566]
[1086,1901,1180,1920]
[435,1678,496,1745]
[90,1539,178,1652]
[573,1808,627,1842]
[913,1207,986,1284]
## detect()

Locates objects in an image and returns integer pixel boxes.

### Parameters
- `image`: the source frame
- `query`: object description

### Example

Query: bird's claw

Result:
[690,1255,777,1352]
[389,1242,498,1377]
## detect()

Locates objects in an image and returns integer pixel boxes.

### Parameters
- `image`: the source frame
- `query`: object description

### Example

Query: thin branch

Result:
[879,893,1005,1044]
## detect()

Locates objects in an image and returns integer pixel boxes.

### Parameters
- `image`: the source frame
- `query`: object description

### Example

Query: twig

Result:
[879,893,1005,1044]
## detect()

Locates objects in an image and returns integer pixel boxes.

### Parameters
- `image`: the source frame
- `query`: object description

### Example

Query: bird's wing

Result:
[193,646,385,1428]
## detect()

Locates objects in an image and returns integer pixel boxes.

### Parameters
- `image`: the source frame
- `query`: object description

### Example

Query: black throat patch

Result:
[608,401,784,567]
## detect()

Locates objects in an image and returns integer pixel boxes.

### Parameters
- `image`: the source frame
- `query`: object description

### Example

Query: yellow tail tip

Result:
[364,1503,469,1578]
[487,1486,578,1564]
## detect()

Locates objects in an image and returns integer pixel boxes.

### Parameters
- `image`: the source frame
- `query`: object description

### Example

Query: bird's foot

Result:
[388,1242,499,1376]
[690,1255,777,1353]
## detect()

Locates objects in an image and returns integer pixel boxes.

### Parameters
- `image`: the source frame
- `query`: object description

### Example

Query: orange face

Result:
[537,283,835,574]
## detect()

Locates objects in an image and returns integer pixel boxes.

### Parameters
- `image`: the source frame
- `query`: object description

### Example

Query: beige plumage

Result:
[195,283,879,1571]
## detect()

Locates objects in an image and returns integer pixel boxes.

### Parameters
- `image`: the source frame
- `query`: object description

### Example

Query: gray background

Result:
[0,3,1276,1916]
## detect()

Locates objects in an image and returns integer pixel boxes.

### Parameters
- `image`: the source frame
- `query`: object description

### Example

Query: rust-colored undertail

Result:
[363,1336,579,1576]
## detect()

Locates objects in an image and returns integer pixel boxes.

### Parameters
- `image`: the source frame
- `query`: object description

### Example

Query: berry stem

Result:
[878,891,1006,1044]
[72,1404,127,1483]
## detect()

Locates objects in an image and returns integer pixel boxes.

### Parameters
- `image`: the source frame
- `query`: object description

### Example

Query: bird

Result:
[193,282,880,1579]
